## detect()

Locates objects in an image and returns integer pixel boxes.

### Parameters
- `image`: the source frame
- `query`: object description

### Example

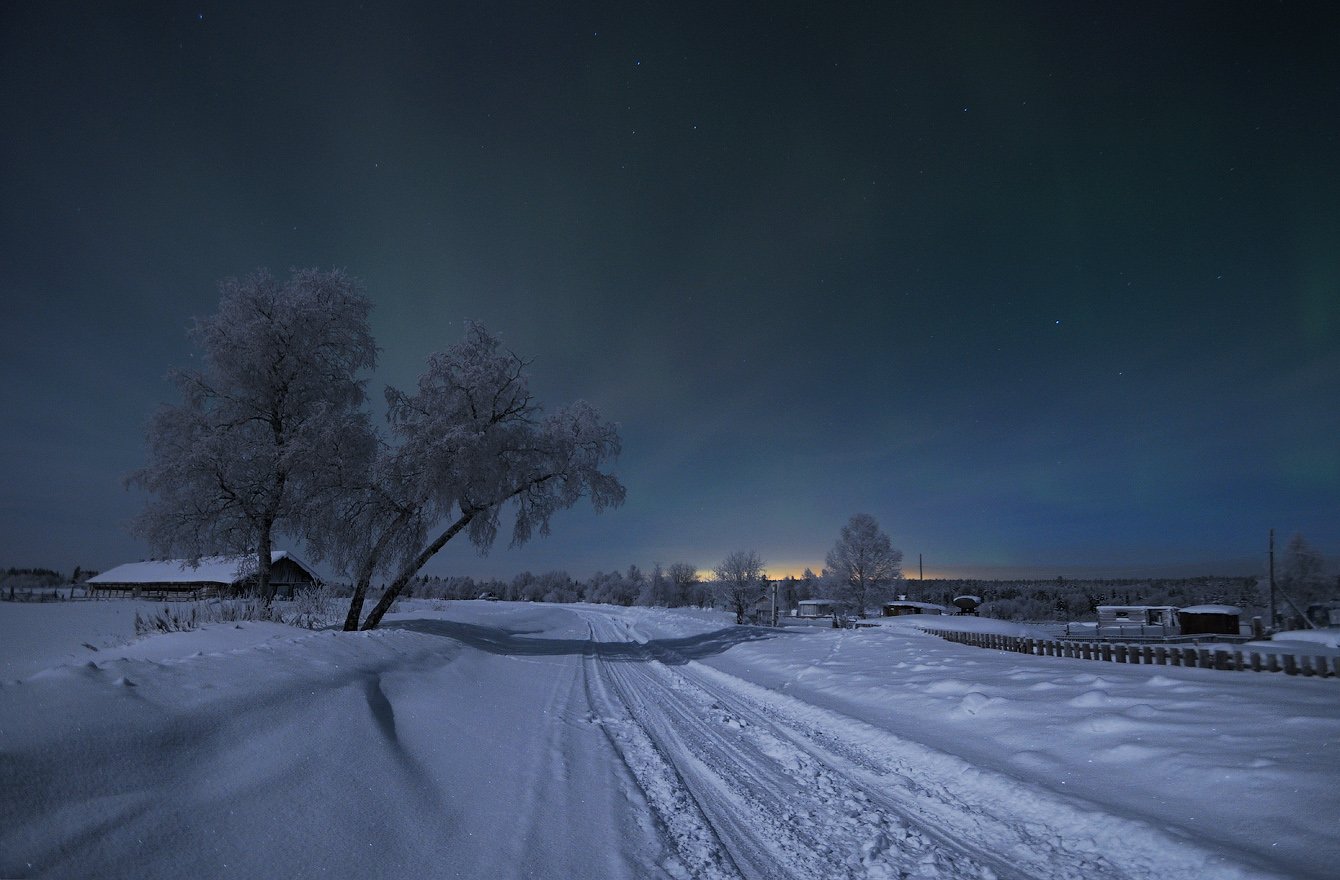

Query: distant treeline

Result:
[390,567,713,608]
[0,567,97,590]
[369,570,1263,622]
[0,563,1275,623]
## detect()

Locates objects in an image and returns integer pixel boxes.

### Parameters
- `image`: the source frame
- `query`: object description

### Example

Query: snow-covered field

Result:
[2,601,1337,879]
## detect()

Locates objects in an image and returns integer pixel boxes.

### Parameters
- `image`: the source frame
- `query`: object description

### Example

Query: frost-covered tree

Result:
[319,322,624,631]
[825,513,902,618]
[587,569,636,606]
[1279,533,1331,621]
[638,564,672,606]
[714,550,766,624]
[128,268,377,601]
[798,567,819,601]
[667,562,699,607]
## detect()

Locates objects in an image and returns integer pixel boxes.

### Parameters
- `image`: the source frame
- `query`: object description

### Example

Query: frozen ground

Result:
[2,601,1337,879]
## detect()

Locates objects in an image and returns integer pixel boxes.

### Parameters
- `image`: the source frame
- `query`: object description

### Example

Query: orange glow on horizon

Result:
[693,563,955,582]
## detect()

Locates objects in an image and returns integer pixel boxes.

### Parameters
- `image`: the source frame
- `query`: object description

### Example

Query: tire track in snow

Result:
[626,619,1287,880]
[581,621,744,880]
[579,612,997,880]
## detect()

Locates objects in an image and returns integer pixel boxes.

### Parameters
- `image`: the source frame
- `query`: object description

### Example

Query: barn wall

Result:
[1180,613,1239,635]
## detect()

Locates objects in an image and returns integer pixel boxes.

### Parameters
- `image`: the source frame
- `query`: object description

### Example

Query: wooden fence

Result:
[927,629,1339,678]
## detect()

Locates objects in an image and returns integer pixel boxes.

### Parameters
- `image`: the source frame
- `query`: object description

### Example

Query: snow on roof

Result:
[797,598,835,605]
[87,552,303,585]
[883,600,948,611]
[1096,605,1178,612]
[1179,604,1242,615]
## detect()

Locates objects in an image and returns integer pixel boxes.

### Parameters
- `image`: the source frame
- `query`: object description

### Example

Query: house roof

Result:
[86,552,316,586]
[883,600,947,610]
[797,598,836,606]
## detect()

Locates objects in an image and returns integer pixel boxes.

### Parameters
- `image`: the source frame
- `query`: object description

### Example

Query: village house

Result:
[881,598,949,617]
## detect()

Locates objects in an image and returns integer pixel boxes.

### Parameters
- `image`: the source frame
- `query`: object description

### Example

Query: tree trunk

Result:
[257,523,274,603]
[342,565,375,632]
[342,513,411,631]
[359,511,475,631]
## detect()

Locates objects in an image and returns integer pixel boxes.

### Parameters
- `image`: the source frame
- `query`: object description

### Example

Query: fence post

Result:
[1249,652,1262,672]
[1283,654,1298,676]
[1169,648,1180,666]
[1213,650,1230,671]
[1115,644,1127,663]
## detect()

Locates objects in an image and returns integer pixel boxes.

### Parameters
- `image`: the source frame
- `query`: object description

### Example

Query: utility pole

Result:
[919,553,923,581]
[771,579,778,627]
[1269,528,1276,631]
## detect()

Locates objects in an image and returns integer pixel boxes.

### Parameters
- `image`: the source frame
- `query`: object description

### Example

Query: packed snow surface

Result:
[2,601,1337,879]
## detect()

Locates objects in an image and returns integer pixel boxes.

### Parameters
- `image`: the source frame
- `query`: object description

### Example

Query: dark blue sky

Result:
[3,2,1337,580]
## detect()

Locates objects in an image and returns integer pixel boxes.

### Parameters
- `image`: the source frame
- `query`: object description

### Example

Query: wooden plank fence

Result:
[927,629,1340,678]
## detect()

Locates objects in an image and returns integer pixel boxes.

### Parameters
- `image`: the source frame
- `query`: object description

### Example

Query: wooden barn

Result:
[84,552,320,600]
[1178,604,1243,636]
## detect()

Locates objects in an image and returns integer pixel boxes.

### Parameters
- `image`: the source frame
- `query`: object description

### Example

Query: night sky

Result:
[3,2,1337,581]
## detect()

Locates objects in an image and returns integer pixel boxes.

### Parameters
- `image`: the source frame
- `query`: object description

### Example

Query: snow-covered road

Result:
[572,607,1284,880]
[2,601,1336,879]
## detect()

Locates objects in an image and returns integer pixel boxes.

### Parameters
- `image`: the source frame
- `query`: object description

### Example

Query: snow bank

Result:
[1265,629,1340,650]
[3,601,1337,879]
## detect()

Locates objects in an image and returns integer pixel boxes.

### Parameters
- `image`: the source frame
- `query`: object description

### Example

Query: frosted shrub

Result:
[287,582,337,629]
[134,605,201,635]
[133,599,283,635]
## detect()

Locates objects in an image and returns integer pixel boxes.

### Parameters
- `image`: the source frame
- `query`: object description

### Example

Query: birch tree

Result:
[128,268,377,600]
[825,513,902,618]
[667,562,700,607]
[714,550,766,624]
[319,322,625,631]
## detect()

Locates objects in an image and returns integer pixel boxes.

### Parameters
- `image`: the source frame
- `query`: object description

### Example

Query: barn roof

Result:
[87,552,316,586]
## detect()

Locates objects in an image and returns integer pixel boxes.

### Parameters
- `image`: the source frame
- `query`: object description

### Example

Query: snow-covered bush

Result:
[287,582,337,629]
[134,605,202,634]
[133,599,283,635]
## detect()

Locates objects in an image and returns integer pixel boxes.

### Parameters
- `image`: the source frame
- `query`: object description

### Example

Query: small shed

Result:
[881,599,947,617]
[952,595,982,615]
[796,599,837,618]
[85,552,320,599]
[1306,602,1340,627]
[1178,604,1242,636]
